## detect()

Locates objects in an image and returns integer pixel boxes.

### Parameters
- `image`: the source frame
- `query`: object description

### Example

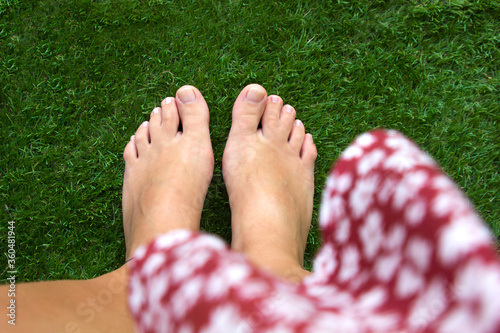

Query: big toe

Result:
[231,84,267,135]
[175,85,210,135]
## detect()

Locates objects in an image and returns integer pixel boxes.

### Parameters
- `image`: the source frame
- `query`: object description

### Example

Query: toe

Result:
[123,135,138,163]
[175,85,209,135]
[134,121,150,155]
[301,133,318,168]
[231,84,267,135]
[148,107,162,140]
[280,104,296,136]
[262,95,283,137]
[161,97,179,137]
[288,119,305,154]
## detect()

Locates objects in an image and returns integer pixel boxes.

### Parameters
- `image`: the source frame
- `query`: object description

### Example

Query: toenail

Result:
[164,97,172,104]
[295,119,302,126]
[142,121,149,127]
[131,135,135,141]
[270,95,280,103]
[178,87,196,103]
[284,105,293,113]
[246,86,265,103]
[153,107,160,114]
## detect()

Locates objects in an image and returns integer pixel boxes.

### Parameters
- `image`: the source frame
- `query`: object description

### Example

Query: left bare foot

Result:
[122,85,214,259]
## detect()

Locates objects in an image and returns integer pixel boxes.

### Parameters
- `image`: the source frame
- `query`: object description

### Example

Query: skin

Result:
[223,84,317,282]
[0,84,316,332]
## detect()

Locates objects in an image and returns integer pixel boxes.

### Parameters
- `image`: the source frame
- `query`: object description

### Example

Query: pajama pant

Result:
[127,130,500,333]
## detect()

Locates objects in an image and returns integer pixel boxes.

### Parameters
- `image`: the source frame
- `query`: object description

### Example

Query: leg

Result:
[0,265,133,332]
[0,265,133,333]
[0,85,214,332]
[223,84,318,283]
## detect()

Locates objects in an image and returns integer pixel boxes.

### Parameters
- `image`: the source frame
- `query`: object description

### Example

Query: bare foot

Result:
[122,85,214,259]
[223,84,317,283]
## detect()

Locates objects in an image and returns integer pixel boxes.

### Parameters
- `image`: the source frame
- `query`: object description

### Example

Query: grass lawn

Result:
[0,0,498,282]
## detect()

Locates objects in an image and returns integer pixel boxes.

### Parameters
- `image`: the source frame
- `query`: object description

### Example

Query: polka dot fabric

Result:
[128,130,500,333]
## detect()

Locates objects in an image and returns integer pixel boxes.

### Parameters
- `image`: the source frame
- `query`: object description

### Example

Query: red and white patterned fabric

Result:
[128,130,500,333]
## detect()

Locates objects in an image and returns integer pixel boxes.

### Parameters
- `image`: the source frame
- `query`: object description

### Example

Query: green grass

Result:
[0,0,498,282]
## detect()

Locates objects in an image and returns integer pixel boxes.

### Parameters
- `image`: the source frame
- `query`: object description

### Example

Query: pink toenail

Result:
[270,95,280,103]
[295,119,302,126]
[284,105,293,113]
[246,86,265,103]
[164,97,172,104]
[178,87,196,103]
[153,108,160,114]
[142,121,149,127]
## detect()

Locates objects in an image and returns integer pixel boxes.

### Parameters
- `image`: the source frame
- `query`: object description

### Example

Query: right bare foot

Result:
[223,84,317,283]
[122,86,214,260]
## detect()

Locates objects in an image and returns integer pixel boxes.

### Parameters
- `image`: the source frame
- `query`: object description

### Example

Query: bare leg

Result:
[223,84,317,283]
[0,266,133,332]
[0,85,214,332]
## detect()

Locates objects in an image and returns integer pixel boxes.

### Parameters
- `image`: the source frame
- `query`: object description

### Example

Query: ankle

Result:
[241,249,307,283]
[264,261,310,284]
[283,267,311,284]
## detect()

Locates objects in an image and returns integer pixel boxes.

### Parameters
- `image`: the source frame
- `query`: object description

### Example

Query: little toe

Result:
[134,121,150,155]
[231,84,267,135]
[175,86,209,135]
[288,119,306,154]
[301,133,318,168]
[123,135,138,163]
[161,97,180,137]
[262,95,283,137]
